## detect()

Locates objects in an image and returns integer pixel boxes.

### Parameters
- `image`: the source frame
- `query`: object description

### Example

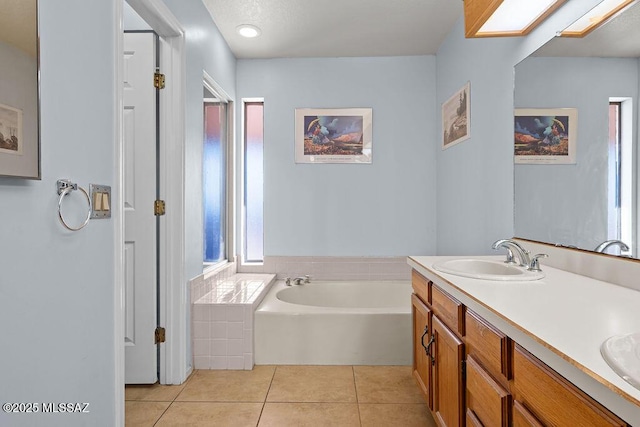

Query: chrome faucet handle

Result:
[528,254,548,272]
[503,248,517,265]
[293,276,310,285]
[285,277,292,286]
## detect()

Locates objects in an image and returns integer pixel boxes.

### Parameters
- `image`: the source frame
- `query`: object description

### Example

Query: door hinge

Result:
[154,72,165,89]
[154,199,166,216]
[155,326,166,344]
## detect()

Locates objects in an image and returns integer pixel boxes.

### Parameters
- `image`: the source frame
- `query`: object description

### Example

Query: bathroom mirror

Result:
[514,1,640,258]
[0,0,40,179]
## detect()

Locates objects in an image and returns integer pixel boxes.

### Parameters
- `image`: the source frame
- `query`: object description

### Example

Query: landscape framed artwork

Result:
[295,108,372,164]
[514,108,577,164]
[442,82,470,149]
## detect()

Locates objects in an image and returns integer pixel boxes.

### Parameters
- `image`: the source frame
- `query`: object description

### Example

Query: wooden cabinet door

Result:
[432,314,465,427]
[412,294,432,408]
[513,400,543,427]
[466,355,511,426]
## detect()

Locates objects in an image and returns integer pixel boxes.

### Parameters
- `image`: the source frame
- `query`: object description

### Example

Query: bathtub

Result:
[254,280,412,365]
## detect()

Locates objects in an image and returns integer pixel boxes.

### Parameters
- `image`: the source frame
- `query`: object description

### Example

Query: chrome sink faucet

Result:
[594,240,629,254]
[492,239,531,268]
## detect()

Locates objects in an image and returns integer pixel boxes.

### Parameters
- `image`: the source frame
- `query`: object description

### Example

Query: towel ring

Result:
[57,179,92,231]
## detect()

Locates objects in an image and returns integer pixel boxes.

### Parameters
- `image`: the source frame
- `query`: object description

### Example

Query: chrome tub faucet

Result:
[285,275,311,286]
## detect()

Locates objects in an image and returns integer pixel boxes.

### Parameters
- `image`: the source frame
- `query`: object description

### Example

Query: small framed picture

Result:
[442,82,470,149]
[295,108,372,164]
[0,103,24,156]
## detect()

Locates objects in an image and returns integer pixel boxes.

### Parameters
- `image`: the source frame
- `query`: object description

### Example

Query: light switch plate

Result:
[90,184,111,219]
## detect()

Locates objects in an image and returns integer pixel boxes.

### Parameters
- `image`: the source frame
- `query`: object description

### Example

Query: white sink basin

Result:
[601,332,640,391]
[432,259,544,281]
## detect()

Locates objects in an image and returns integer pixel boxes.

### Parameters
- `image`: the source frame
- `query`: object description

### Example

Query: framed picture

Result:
[442,82,470,149]
[514,108,577,164]
[295,108,372,164]
[0,102,39,179]
[0,103,23,155]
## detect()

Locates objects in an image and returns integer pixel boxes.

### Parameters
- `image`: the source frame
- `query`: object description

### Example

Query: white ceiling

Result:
[201,0,463,59]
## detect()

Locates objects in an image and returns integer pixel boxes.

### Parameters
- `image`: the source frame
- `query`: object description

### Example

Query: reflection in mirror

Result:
[0,0,39,179]
[514,1,639,258]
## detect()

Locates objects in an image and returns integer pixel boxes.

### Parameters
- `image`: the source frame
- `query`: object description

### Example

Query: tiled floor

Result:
[125,365,436,426]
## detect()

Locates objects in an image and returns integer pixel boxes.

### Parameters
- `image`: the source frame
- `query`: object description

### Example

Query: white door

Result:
[123,32,158,384]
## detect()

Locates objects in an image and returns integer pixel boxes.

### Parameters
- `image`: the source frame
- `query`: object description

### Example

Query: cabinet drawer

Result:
[513,345,626,427]
[465,309,511,383]
[466,409,483,427]
[431,284,464,336]
[411,269,430,305]
[466,355,511,427]
[513,400,543,427]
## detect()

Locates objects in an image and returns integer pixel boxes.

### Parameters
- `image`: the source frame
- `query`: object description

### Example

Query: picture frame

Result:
[514,108,577,164]
[442,81,470,149]
[0,102,39,179]
[295,108,372,164]
[0,103,23,155]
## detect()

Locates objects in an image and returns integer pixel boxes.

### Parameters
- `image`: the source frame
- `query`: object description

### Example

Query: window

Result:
[243,100,264,263]
[607,99,633,255]
[203,86,228,264]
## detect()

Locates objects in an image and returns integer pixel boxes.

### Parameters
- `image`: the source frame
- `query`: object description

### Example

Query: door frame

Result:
[114,0,186,423]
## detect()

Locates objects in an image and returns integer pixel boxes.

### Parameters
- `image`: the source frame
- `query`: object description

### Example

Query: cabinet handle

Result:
[427,335,436,366]
[421,326,436,364]
[421,326,429,355]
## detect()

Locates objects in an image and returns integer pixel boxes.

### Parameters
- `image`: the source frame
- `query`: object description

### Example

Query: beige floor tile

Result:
[125,383,186,402]
[155,402,263,427]
[259,403,360,427]
[125,401,170,426]
[176,365,275,402]
[354,366,424,403]
[267,365,357,403]
[125,369,196,401]
[359,403,436,427]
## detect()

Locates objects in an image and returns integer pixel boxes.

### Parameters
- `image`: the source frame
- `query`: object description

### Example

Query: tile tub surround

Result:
[190,261,238,304]
[191,273,276,370]
[238,256,412,281]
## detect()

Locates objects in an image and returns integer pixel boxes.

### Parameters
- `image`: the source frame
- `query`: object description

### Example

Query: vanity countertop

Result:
[408,255,640,421]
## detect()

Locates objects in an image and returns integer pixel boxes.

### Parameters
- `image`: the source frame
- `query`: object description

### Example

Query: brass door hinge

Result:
[154,72,165,89]
[154,200,165,216]
[155,326,166,344]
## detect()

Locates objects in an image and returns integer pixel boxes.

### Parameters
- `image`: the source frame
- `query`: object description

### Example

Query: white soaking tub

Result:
[254,280,412,365]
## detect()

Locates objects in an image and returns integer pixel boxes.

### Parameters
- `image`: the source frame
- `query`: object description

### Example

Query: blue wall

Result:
[0,1,118,425]
[237,56,437,256]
